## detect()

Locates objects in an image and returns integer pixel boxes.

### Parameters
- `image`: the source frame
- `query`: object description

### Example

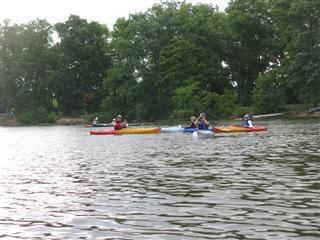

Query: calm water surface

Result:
[0,120,319,239]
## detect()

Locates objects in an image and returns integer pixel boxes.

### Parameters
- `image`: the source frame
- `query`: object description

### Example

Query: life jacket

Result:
[198,121,209,130]
[114,121,123,130]
[186,122,196,128]
[242,120,250,127]
[243,120,254,128]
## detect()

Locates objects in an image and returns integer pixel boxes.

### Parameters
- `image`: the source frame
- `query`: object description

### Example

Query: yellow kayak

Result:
[90,128,161,135]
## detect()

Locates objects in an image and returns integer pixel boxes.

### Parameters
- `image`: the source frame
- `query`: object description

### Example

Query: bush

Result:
[252,69,285,114]
[18,107,56,125]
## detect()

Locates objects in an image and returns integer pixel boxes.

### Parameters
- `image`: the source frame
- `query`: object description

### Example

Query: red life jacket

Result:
[114,121,123,130]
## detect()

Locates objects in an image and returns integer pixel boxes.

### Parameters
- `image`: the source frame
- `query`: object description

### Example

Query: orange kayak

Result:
[213,125,267,133]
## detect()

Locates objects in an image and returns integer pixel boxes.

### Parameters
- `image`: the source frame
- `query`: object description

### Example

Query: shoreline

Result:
[0,111,319,127]
[0,114,87,127]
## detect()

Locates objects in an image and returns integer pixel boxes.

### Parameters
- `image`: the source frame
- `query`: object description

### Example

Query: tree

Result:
[54,15,110,114]
[225,0,280,105]
[17,20,54,110]
[103,2,232,119]
[0,21,24,112]
[171,82,202,118]
[0,20,54,113]
[272,0,320,106]
[252,68,285,113]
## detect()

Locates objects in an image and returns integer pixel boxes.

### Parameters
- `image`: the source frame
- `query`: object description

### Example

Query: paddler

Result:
[112,115,128,130]
[195,112,209,130]
[242,114,254,128]
[93,116,98,125]
[185,116,197,128]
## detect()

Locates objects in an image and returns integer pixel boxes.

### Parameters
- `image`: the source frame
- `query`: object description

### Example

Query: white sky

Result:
[0,0,230,29]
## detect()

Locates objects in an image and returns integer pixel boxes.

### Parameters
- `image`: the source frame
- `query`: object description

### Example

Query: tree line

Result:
[0,0,319,122]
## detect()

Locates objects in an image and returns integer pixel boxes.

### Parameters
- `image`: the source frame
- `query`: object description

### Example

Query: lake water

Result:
[0,119,319,239]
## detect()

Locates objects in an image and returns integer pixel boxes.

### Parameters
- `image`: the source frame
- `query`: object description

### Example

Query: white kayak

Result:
[192,130,215,139]
[160,127,185,133]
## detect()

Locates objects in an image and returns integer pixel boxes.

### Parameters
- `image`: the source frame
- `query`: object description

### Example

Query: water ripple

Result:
[1,120,319,239]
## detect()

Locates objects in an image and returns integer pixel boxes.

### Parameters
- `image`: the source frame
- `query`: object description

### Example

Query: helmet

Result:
[116,115,123,118]
[244,114,249,119]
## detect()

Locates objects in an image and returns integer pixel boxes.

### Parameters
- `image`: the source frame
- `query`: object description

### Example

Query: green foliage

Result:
[217,89,237,116]
[17,106,56,124]
[233,105,254,116]
[53,15,110,114]
[0,20,54,112]
[171,82,201,118]
[225,0,280,105]
[1,0,318,120]
[201,89,237,118]
[252,68,285,114]
[51,98,58,110]
[272,0,320,106]
[105,2,232,119]
[171,83,236,119]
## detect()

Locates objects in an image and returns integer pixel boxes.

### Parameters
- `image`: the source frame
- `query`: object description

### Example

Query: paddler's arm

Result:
[248,120,254,128]
[123,119,128,128]
[194,117,201,127]
[203,118,209,126]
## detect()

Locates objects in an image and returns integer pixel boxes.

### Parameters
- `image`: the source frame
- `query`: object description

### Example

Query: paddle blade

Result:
[192,131,199,140]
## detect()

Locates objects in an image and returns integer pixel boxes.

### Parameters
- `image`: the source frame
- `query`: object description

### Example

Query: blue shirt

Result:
[243,120,249,127]
[198,121,209,130]
[243,120,254,128]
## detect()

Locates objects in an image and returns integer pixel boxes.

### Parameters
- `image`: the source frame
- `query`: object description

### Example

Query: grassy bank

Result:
[0,114,87,126]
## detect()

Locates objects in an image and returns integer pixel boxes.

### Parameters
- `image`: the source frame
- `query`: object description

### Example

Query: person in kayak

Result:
[242,114,254,128]
[195,112,210,130]
[185,116,197,128]
[93,116,98,125]
[112,115,128,130]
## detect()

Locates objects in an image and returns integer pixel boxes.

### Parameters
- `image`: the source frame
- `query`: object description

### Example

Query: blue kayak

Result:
[160,127,210,133]
[183,128,198,133]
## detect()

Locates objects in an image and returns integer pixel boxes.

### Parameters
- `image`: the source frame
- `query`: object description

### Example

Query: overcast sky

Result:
[0,0,230,29]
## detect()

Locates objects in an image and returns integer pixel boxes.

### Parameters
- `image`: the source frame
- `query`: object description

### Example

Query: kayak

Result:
[160,127,193,133]
[85,123,141,128]
[193,130,215,139]
[213,125,267,133]
[85,123,110,128]
[160,127,210,133]
[90,127,160,135]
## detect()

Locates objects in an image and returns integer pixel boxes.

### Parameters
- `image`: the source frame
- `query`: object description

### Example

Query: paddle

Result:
[192,131,199,140]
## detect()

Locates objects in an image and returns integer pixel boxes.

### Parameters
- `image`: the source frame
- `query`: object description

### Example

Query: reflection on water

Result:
[1,120,319,239]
